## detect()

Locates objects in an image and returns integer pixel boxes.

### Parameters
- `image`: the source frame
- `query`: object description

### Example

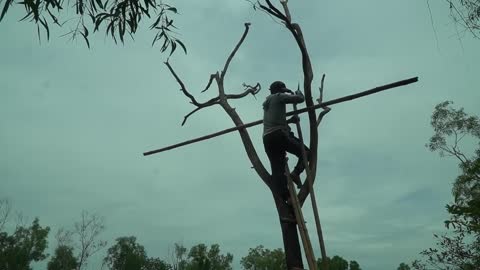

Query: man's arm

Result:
[279,90,305,104]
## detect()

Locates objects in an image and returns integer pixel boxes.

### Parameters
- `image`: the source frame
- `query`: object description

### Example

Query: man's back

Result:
[263,92,304,136]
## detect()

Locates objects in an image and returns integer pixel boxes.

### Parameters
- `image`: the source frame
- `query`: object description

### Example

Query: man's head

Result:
[269,81,291,94]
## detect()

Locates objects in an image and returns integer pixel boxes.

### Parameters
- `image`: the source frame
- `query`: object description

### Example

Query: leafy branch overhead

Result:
[0,0,186,54]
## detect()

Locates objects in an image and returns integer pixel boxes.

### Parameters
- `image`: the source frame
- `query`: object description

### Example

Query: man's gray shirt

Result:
[263,91,305,137]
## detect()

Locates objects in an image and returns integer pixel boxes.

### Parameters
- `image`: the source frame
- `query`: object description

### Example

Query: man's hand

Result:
[287,115,300,124]
[295,90,303,96]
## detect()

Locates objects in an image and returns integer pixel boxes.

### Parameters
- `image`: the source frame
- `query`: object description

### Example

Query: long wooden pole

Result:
[286,163,317,270]
[293,103,328,270]
[143,77,418,156]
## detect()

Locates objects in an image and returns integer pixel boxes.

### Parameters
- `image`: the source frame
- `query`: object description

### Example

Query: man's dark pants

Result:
[263,129,310,201]
[263,129,310,269]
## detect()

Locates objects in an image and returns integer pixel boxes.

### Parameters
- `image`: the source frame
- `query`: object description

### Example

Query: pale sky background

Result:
[1,0,479,269]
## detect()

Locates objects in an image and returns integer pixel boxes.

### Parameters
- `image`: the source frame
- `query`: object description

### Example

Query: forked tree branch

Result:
[167,23,261,126]
[225,83,261,99]
[258,2,286,21]
[181,83,260,126]
[162,23,271,188]
[317,74,331,127]
[165,61,204,107]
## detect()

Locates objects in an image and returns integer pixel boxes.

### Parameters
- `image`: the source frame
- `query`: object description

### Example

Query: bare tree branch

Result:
[0,199,11,231]
[445,0,480,38]
[245,0,284,26]
[56,227,74,247]
[277,0,318,206]
[279,0,291,22]
[316,108,331,127]
[317,74,326,104]
[165,61,203,107]
[201,73,218,93]
[225,83,261,99]
[221,22,251,80]
[264,0,287,21]
[182,101,220,126]
[316,74,331,127]
[74,211,107,270]
[258,2,286,21]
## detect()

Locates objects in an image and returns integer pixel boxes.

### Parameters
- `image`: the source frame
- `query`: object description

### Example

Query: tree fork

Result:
[143,76,418,156]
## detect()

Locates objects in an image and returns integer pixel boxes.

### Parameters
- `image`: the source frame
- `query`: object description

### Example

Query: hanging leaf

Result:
[39,17,50,40]
[81,30,90,48]
[83,24,88,37]
[150,14,161,29]
[166,7,177,13]
[169,40,176,56]
[176,38,186,54]
[19,10,34,21]
[160,36,169,52]
[1,0,14,21]
[37,23,41,43]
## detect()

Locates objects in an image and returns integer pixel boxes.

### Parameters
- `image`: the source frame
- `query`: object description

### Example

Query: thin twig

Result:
[426,0,441,51]
[317,74,330,127]
[318,74,326,104]
[250,0,284,26]
[258,3,286,21]
[446,0,479,38]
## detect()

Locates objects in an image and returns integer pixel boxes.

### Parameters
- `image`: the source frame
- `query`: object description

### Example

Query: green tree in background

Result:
[103,236,148,270]
[317,256,361,270]
[104,236,172,270]
[397,262,411,270]
[143,257,172,270]
[318,255,348,270]
[171,243,188,270]
[412,101,480,270]
[0,217,50,270]
[47,245,78,270]
[169,243,232,270]
[241,247,361,270]
[240,245,286,270]
[349,260,361,270]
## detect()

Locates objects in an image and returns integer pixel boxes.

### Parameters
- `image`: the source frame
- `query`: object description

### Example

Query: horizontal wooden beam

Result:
[143,76,418,156]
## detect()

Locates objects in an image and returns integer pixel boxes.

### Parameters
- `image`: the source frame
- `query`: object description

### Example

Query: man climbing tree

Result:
[262,80,309,270]
[262,81,309,199]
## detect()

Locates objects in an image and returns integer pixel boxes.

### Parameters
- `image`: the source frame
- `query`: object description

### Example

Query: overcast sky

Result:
[1,0,479,269]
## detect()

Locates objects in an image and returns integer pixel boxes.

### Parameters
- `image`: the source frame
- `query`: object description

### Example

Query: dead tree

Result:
[146,0,418,268]
[55,211,107,270]
[164,16,315,267]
